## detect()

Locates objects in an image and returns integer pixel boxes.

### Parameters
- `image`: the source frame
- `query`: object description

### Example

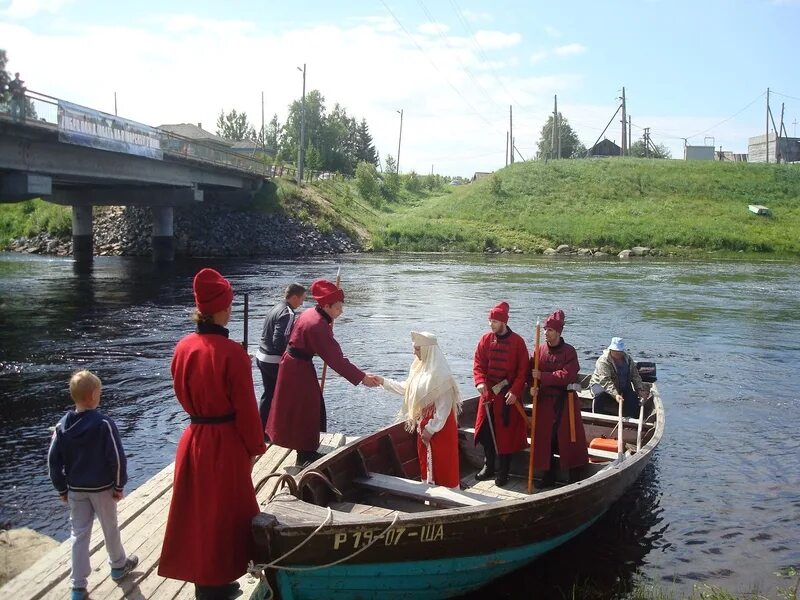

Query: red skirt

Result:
[417,407,460,488]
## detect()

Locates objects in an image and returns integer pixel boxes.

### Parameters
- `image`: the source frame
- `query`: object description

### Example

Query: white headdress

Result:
[399,331,462,432]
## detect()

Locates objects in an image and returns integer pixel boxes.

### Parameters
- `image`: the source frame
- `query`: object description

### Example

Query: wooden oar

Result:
[636,395,645,451]
[527,320,541,494]
[242,292,249,351]
[617,390,624,462]
[568,387,577,443]
[319,267,341,394]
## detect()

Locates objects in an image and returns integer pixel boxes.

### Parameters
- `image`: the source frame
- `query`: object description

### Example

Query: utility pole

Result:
[505,131,509,166]
[779,102,786,163]
[644,128,650,158]
[509,105,514,164]
[765,87,770,164]
[114,92,117,116]
[261,91,265,151]
[297,64,307,184]
[396,109,403,174]
[620,87,627,156]
[793,118,798,137]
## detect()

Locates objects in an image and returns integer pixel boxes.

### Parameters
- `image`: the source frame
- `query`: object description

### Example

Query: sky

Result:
[2,0,800,176]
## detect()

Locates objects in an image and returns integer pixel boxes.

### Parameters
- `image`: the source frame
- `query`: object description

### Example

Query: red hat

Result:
[489,301,510,324]
[311,279,344,306]
[544,309,565,333]
[193,268,233,315]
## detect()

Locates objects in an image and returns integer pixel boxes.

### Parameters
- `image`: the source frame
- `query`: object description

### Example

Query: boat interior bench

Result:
[354,472,499,507]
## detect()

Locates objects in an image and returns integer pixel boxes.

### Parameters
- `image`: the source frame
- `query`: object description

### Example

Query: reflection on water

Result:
[1,252,799,597]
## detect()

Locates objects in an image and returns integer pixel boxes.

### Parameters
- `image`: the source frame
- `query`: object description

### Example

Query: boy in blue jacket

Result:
[48,370,138,600]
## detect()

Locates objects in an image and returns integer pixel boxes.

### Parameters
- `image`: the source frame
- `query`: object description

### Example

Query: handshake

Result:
[361,373,383,388]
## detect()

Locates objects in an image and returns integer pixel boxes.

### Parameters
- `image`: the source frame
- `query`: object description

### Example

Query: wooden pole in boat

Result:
[527,320,541,493]
[242,293,249,351]
[319,268,341,394]
[568,387,577,443]
[636,390,648,451]
[617,390,624,461]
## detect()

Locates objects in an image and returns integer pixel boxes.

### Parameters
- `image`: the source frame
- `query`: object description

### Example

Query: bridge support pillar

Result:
[151,206,175,262]
[71,205,93,262]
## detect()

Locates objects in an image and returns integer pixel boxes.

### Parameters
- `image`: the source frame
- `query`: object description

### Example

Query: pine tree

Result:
[356,119,378,166]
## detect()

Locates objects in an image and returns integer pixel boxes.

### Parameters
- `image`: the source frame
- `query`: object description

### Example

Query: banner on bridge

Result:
[57,100,163,159]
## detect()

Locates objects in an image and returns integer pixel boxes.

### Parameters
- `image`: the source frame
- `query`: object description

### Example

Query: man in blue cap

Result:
[589,337,649,417]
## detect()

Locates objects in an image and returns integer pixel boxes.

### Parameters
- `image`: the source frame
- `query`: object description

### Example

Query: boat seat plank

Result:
[353,472,499,507]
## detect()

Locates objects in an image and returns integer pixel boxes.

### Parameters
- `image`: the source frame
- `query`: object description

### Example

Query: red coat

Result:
[472,329,529,454]
[266,307,365,452]
[159,325,266,586]
[531,338,588,470]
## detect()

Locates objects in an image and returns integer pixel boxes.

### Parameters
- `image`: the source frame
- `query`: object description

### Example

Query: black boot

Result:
[495,455,511,487]
[537,454,558,488]
[475,443,496,481]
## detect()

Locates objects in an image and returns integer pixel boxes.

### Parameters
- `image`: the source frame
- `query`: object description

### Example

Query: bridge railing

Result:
[1,91,273,178]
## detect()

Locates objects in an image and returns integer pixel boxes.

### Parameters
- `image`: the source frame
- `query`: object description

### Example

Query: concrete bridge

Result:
[0,90,272,261]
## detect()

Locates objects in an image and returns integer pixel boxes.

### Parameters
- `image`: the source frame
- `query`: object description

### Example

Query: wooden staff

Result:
[617,389,624,462]
[319,267,341,394]
[527,320,541,494]
[242,292,249,351]
[568,386,577,443]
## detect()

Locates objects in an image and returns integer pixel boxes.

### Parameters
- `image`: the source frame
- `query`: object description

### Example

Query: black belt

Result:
[189,413,235,424]
[287,346,314,361]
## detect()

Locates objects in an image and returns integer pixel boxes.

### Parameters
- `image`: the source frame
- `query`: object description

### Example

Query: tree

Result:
[355,119,378,166]
[279,89,326,165]
[355,161,381,205]
[0,49,10,105]
[629,139,671,159]
[536,113,586,159]
[258,113,280,154]
[382,154,400,200]
[216,109,256,141]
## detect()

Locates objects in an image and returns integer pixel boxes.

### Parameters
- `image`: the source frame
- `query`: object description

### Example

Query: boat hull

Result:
[266,517,598,600]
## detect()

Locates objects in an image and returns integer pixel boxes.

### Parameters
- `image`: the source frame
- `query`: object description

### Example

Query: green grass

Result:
[366,159,800,256]
[0,200,71,244]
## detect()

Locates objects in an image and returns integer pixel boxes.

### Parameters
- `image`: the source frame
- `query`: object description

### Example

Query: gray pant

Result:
[68,489,127,589]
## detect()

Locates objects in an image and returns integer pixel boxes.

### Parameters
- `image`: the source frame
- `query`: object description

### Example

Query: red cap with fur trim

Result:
[544,309,565,333]
[311,279,344,306]
[193,268,233,315]
[489,301,510,324]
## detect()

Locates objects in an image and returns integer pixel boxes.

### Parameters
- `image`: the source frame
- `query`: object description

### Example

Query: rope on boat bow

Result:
[248,510,401,575]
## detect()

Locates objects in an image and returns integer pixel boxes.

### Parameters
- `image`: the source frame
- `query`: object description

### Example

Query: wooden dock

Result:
[0,434,346,600]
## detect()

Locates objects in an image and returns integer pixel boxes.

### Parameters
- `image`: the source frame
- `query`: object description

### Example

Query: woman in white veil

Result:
[376,331,462,488]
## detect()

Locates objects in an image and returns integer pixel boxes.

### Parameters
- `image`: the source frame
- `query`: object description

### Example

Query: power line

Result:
[448,0,519,106]
[684,91,766,140]
[417,0,496,109]
[772,90,800,103]
[378,0,497,128]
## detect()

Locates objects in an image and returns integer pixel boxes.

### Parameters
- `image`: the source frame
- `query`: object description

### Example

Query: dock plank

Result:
[1,435,346,599]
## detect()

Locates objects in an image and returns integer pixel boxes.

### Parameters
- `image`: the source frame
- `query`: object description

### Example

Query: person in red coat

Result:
[266,279,380,465]
[472,301,530,486]
[530,309,588,487]
[159,268,266,600]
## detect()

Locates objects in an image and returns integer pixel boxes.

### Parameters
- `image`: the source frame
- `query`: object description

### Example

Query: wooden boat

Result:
[249,376,665,600]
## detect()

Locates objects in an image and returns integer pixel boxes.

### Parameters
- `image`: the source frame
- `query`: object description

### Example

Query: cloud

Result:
[417,22,450,35]
[0,0,71,19]
[530,50,549,64]
[0,16,577,175]
[473,30,522,49]
[554,43,586,57]
[461,9,493,23]
[544,25,561,38]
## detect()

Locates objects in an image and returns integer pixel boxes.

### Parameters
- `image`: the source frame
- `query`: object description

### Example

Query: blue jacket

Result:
[47,409,128,495]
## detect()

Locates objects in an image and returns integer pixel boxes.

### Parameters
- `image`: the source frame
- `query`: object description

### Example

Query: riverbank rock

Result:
[5,204,362,258]
[0,527,59,586]
[630,246,651,256]
[619,249,632,259]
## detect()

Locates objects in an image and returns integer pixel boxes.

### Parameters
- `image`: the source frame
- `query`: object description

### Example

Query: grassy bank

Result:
[366,159,800,256]
[0,199,70,244]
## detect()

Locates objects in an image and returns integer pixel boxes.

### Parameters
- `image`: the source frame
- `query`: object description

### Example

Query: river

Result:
[0,252,798,598]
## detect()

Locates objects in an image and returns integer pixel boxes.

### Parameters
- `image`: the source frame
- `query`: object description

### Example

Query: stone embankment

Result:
[484,244,661,257]
[5,205,361,258]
